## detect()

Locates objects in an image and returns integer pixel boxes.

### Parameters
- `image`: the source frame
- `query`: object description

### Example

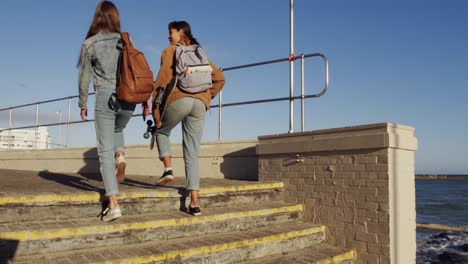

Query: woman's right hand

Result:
[80,108,88,121]
[142,99,151,117]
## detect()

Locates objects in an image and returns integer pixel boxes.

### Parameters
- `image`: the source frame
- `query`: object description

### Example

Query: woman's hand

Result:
[142,99,151,117]
[156,121,162,128]
[80,108,88,121]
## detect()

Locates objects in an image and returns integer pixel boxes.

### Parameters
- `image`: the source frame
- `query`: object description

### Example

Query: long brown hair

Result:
[78,1,121,66]
[85,1,121,39]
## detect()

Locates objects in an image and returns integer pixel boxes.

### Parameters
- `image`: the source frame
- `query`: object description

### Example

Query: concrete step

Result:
[0,170,283,223]
[10,221,325,264]
[0,202,302,257]
[241,244,356,264]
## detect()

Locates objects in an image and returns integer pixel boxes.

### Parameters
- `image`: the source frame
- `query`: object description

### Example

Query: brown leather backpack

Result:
[117,32,154,104]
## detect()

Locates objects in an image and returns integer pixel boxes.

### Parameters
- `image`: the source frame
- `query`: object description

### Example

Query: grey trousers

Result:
[94,87,135,196]
[156,97,206,191]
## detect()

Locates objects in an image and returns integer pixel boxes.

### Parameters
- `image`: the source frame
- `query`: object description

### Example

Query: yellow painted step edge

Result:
[0,182,284,205]
[102,225,326,264]
[0,204,303,241]
[315,249,356,264]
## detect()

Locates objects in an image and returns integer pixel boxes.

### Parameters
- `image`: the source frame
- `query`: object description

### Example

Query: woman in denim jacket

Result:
[78,1,149,222]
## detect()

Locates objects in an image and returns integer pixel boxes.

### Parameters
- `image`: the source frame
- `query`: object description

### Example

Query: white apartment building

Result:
[0,127,50,150]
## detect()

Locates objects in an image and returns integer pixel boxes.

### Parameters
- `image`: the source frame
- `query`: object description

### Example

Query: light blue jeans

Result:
[94,86,135,196]
[156,97,206,191]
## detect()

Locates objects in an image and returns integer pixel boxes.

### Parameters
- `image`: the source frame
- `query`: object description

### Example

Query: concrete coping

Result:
[257,123,418,155]
[258,123,414,139]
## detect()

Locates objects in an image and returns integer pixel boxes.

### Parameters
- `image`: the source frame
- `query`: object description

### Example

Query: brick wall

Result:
[257,123,418,264]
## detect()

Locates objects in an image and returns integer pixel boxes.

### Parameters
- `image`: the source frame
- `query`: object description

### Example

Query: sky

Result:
[0,0,467,174]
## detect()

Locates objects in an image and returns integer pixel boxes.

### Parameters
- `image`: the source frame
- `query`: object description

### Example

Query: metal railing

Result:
[217,53,329,139]
[0,53,329,146]
[0,94,85,147]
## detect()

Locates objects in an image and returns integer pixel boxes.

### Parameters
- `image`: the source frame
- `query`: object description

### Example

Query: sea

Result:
[416,177,468,264]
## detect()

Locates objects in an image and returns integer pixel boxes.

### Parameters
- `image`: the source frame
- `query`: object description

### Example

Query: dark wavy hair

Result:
[168,21,199,45]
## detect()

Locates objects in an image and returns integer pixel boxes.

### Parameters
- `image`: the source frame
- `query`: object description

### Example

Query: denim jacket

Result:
[78,32,121,109]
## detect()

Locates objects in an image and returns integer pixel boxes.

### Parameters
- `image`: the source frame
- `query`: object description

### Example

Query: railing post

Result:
[8,108,12,150]
[289,0,295,133]
[8,108,12,129]
[35,104,39,149]
[301,54,305,132]
[66,97,71,148]
[56,111,63,148]
[218,90,223,142]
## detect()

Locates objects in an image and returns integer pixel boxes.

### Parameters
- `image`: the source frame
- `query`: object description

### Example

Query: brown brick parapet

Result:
[257,123,418,264]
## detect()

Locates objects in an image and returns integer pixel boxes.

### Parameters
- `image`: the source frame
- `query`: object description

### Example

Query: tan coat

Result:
[152,38,225,123]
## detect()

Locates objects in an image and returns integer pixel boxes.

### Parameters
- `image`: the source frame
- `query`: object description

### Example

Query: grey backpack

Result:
[174,43,213,93]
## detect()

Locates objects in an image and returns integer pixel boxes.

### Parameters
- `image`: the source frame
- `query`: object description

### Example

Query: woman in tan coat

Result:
[151,21,225,215]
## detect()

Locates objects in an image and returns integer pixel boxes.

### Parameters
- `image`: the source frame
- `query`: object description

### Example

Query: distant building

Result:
[0,127,50,150]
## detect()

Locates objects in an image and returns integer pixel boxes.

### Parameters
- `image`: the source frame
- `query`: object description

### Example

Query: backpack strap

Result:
[120,32,132,48]
[193,45,204,61]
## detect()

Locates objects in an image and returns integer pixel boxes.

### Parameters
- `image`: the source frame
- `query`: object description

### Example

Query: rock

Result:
[427,239,442,245]
[437,252,468,264]
[457,243,468,252]
[432,232,450,239]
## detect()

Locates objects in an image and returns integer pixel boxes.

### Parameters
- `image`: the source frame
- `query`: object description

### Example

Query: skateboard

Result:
[143,78,177,150]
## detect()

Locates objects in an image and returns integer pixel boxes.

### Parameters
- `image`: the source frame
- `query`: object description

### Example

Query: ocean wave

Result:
[418,201,467,210]
[417,231,468,264]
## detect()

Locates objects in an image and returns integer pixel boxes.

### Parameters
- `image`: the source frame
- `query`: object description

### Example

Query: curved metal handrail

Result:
[0,53,329,144]
[219,53,329,98]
